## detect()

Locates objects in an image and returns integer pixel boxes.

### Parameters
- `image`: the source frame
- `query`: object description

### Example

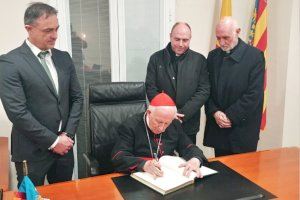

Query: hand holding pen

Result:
[143,153,163,178]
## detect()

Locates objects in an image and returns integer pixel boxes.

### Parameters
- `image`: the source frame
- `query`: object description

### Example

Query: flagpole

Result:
[23,160,28,176]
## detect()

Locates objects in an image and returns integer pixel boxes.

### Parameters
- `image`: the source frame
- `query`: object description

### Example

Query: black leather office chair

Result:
[83,82,147,176]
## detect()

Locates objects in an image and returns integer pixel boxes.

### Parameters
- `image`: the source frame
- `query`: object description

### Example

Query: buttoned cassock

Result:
[145,43,210,137]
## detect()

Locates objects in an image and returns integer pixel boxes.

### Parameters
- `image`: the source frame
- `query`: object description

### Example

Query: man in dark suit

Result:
[145,22,210,144]
[204,17,265,156]
[0,3,83,186]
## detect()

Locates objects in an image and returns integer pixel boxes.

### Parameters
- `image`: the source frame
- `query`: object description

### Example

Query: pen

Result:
[153,153,159,162]
[235,194,264,200]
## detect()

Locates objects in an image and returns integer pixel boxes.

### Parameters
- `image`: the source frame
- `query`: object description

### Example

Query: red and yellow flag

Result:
[248,0,268,130]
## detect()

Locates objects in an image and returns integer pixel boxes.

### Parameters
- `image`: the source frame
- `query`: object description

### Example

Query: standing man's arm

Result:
[205,97,219,118]
[204,52,219,118]
[145,55,160,101]
[224,52,265,126]
[205,86,232,128]
[63,52,83,138]
[178,58,210,121]
[0,57,58,149]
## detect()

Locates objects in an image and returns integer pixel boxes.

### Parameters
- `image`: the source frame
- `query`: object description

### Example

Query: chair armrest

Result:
[83,153,101,176]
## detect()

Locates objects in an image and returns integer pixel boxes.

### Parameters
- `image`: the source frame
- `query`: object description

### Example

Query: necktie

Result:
[38,51,58,94]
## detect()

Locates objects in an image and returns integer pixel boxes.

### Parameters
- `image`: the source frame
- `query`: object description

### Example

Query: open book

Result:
[130,155,217,195]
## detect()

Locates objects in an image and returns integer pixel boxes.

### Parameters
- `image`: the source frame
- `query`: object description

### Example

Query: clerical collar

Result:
[167,42,188,63]
[222,38,240,56]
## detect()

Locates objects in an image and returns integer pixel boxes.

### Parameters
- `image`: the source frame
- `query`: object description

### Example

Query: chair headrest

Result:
[89,82,146,104]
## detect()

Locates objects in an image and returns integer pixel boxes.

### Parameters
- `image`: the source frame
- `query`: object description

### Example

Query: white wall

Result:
[282,0,300,146]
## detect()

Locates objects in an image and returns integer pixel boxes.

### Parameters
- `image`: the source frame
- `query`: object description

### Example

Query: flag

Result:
[18,176,39,200]
[17,160,40,200]
[248,0,268,130]
[216,0,232,47]
[220,0,232,17]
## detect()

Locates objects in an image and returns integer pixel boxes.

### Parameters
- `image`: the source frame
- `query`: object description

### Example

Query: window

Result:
[61,0,174,178]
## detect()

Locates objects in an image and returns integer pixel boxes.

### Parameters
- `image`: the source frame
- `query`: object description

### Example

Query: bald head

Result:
[170,22,192,56]
[216,17,240,52]
[171,22,191,34]
[217,17,239,32]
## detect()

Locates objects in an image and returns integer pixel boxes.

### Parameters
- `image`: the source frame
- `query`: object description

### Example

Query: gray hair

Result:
[148,105,177,118]
[24,2,57,25]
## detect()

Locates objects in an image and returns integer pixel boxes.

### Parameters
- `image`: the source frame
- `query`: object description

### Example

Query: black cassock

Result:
[204,39,265,153]
[112,113,207,173]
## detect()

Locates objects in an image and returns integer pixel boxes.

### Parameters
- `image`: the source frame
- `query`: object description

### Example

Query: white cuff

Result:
[49,136,59,150]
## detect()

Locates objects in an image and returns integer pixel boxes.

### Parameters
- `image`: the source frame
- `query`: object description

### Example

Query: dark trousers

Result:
[15,150,74,187]
[214,148,237,157]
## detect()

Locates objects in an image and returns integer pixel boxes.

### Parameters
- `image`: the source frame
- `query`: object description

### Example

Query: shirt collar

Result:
[26,39,52,57]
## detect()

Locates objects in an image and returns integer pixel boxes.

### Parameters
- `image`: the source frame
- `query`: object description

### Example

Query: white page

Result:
[133,166,193,191]
[159,155,218,178]
[132,156,218,192]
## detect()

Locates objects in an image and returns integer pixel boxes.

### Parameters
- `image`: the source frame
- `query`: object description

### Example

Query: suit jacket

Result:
[145,43,210,135]
[0,42,83,162]
[203,39,265,153]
